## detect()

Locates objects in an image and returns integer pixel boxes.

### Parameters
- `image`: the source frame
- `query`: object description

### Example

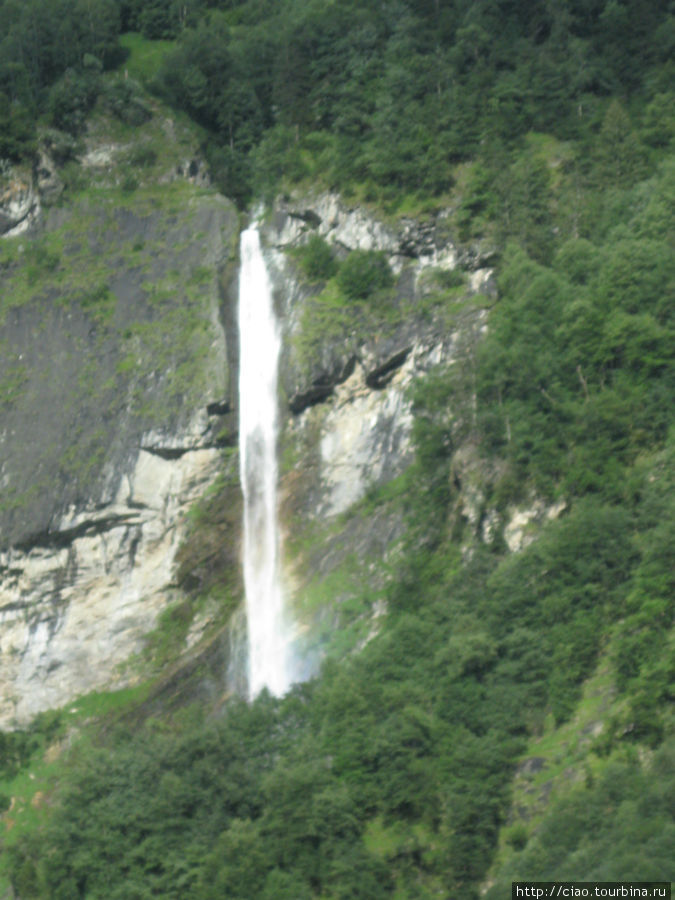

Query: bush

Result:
[104,80,153,126]
[206,143,252,209]
[139,0,180,39]
[0,95,36,162]
[48,69,100,135]
[121,173,138,193]
[337,250,393,301]
[42,128,80,165]
[295,235,337,282]
[506,823,528,851]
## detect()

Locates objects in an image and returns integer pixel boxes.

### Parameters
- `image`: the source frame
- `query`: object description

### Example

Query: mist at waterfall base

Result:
[238,224,296,700]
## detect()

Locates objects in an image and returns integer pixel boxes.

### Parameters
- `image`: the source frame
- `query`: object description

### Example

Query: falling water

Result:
[238,224,293,699]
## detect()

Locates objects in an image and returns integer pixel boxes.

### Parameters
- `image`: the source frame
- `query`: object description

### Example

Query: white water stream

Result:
[238,224,293,699]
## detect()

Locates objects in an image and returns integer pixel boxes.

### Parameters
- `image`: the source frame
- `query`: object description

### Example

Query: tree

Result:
[597,100,646,185]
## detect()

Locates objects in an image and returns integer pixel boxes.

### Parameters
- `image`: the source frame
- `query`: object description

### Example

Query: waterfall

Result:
[238,224,293,699]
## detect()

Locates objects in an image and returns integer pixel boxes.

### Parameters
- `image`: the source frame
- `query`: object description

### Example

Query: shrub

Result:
[506,823,528,851]
[42,128,80,165]
[48,69,100,135]
[104,80,153,126]
[295,235,337,282]
[121,173,138,193]
[337,250,393,301]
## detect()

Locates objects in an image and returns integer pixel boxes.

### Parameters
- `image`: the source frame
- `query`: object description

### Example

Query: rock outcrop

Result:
[0,180,238,727]
[0,173,40,237]
[0,421,221,727]
[270,191,458,270]
[250,192,504,669]
[262,191,493,523]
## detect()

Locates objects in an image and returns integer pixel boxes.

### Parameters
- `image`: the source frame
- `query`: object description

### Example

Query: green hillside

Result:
[0,0,673,897]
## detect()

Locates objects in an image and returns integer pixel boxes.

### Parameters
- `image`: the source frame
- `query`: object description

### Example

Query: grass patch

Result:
[144,599,196,668]
[118,33,176,84]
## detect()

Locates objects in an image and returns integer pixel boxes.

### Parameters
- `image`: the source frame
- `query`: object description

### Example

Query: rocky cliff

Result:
[0,117,240,726]
[265,190,496,513]
[0,155,560,727]
[252,192,505,665]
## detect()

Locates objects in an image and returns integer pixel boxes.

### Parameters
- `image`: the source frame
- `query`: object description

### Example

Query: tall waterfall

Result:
[238,224,293,699]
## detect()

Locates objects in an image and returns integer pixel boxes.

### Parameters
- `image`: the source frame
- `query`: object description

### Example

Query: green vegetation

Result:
[0,686,150,895]
[336,250,393,302]
[0,0,673,897]
[118,32,176,84]
[173,457,243,626]
[2,0,672,212]
[288,245,425,379]
[486,744,675,892]
[292,235,338,283]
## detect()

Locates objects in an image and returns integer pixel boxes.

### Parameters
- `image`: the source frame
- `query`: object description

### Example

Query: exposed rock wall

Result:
[0,192,238,547]
[0,183,238,727]
[312,357,415,518]
[255,193,501,667]
[0,423,221,727]
[270,192,458,270]
[0,177,561,727]
[263,191,493,523]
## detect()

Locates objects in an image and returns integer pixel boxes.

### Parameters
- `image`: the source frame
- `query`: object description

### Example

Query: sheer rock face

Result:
[0,188,238,728]
[262,192,490,523]
[0,433,221,727]
[260,194,500,670]
[316,358,415,517]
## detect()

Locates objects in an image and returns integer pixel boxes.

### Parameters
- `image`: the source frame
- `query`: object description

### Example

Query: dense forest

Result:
[1,0,673,897]
[2,0,673,208]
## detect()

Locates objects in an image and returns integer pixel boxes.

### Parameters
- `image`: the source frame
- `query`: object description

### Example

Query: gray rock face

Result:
[0,178,503,726]
[503,497,567,552]
[309,355,415,518]
[0,185,238,726]
[269,191,458,271]
[0,428,221,728]
[0,191,238,549]
[35,150,64,204]
[263,192,489,523]
[263,192,492,421]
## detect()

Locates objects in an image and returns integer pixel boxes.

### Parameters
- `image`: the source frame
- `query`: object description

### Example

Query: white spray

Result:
[238,223,293,699]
